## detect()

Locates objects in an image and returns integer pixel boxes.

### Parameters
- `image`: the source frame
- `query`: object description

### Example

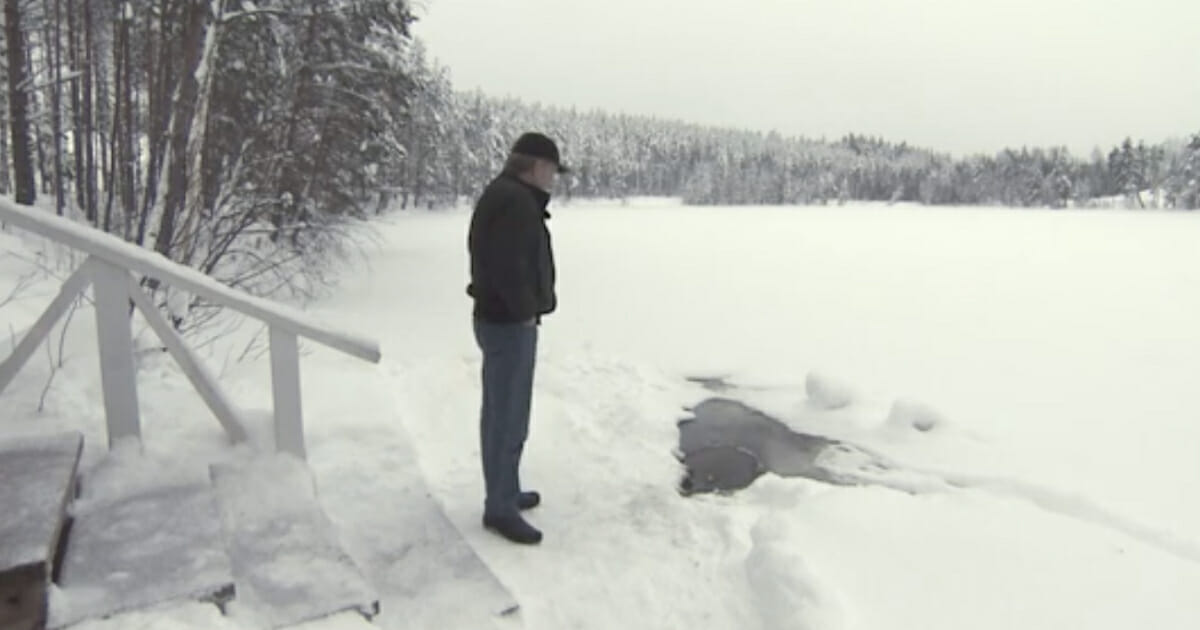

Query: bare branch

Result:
[56,292,80,369]
[0,264,38,309]
[37,320,56,412]
[235,324,269,364]
[218,6,352,24]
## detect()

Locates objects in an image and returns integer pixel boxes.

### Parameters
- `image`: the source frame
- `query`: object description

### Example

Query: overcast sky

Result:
[413,0,1200,157]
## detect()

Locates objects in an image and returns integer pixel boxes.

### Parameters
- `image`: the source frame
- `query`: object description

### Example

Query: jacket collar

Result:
[502,172,552,218]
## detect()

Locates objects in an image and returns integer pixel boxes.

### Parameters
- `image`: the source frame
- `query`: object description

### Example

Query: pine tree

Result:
[1109,138,1146,207]
[1177,133,1200,209]
[5,0,37,204]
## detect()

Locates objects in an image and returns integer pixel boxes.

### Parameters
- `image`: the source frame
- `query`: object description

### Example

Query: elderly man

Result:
[466,132,568,545]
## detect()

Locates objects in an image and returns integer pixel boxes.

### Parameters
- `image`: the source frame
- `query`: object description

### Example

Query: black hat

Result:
[511,132,570,173]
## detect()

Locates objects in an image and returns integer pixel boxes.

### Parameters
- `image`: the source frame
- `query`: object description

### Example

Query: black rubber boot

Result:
[483,513,543,545]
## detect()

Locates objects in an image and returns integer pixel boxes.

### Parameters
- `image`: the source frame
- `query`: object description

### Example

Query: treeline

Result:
[398,88,1200,210]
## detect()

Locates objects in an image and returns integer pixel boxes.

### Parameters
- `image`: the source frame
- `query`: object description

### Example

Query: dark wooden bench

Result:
[0,432,83,630]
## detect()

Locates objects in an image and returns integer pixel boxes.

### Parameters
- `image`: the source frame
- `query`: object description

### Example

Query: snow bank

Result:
[744,513,848,630]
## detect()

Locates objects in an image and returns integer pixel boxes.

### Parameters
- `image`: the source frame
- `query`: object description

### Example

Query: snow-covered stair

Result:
[0,432,83,630]
[42,448,376,629]
[12,435,491,629]
[49,482,235,629]
[309,434,522,629]
[210,456,378,629]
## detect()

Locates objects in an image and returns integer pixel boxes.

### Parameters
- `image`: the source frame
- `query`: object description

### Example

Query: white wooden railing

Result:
[0,198,381,459]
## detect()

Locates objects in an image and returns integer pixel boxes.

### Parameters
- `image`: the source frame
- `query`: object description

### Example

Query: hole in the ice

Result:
[676,397,884,495]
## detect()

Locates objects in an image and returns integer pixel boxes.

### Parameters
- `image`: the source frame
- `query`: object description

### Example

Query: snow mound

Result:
[885,399,947,433]
[805,372,856,410]
[745,515,847,630]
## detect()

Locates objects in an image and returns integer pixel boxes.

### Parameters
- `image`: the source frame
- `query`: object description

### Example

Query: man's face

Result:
[532,159,558,192]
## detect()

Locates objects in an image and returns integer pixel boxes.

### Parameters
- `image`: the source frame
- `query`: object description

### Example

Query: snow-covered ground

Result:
[3,199,1200,629]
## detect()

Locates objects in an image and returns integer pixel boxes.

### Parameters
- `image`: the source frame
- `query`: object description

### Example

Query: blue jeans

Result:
[473,317,538,517]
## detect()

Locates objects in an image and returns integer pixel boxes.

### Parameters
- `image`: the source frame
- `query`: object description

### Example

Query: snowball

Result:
[805,371,856,410]
[886,399,947,433]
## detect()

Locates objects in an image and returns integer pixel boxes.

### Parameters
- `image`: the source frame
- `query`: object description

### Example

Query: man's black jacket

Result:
[467,173,557,323]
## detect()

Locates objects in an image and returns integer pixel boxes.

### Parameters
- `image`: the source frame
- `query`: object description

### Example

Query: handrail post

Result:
[90,258,141,447]
[270,326,305,459]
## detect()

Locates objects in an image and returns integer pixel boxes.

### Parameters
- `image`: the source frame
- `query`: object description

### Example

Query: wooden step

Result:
[0,432,83,630]
[210,456,377,629]
[49,483,234,629]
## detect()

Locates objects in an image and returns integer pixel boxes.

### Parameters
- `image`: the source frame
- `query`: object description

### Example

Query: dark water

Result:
[676,397,877,495]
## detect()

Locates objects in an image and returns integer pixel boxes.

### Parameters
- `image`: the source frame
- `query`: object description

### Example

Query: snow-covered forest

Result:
[1,0,1197,310]
[1,0,424,310]
[442,96,1200,211]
